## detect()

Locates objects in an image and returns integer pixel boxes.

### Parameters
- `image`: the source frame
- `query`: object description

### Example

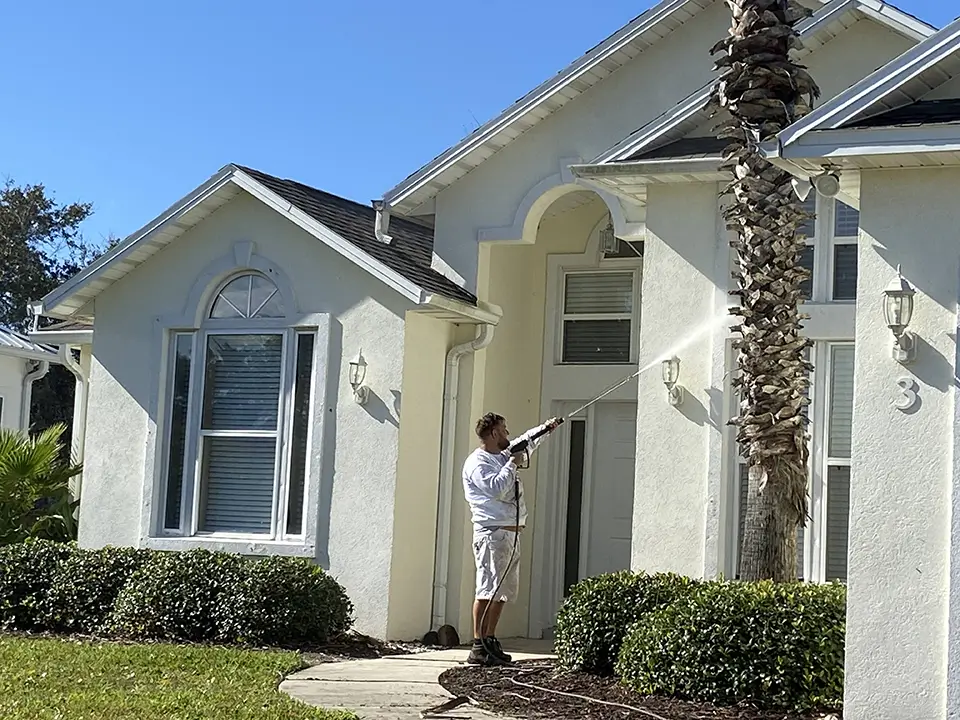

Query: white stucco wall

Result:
[0,354,26,431]
[79,192,417,637]
[631,182,724,576]
[433,0,730,291]
[844,168,959,720]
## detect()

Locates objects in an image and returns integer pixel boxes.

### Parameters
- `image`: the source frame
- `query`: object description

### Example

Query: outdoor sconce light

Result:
[599,216,619,255]
[791,171,841,201]
[661,355,684,407]
[348,351,370,405]
[882,265,917,365]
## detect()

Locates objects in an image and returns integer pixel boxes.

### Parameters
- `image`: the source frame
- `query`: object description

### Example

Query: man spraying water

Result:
[461,413,561,666]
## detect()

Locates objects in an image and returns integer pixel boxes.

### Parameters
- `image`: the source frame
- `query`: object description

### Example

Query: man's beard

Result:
[497,437,510,451]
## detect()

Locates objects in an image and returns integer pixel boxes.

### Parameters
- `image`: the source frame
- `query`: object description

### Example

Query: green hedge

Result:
[554,571,699,674]
[0,539,73,630]
[0,540,354,647]
[616,579,846,710]
[45,546,151,634]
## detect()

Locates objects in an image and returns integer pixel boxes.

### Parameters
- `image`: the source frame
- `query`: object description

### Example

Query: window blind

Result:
[202,335,283,431]
[562,273,633,363]
[825,465,850,581]
[828,346,854,458]
[200,436,276,533]
[564,273,633,314]
[834,201,859,237]
[199,334,283,534]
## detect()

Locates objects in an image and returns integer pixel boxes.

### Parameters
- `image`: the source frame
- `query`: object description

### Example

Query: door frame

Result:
[528,400,593,638]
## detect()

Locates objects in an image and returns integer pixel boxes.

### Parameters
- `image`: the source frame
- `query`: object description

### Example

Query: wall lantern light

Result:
[599,216,619,255]
[348,351,370,405]
[882,265,917,364]
[661,355,684,407]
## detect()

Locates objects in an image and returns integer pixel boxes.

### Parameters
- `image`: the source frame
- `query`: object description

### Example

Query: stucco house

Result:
[0,327,68,433]
[26,0,950,716]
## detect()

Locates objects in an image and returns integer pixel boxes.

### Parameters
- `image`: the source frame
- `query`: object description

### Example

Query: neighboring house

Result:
[0,327,65,433]
[25,0,941,700]
[756,16,960,720]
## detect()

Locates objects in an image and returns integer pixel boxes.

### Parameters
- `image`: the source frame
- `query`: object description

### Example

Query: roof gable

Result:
[36,165,479,321]
[381,0,715,215]
[776,15,960,148]
[592,0,936,164]
[380,0,931,215]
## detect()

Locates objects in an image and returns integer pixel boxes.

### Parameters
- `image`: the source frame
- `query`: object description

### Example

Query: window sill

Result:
[144,536,315,558]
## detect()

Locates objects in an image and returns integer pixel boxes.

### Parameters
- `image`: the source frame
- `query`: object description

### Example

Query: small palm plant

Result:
[0,424,82,546]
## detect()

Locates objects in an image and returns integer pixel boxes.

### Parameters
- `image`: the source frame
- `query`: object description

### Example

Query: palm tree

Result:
[0,424,82,545]
[710,0,820,581]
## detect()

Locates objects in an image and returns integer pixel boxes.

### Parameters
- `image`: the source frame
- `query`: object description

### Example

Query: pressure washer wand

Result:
[563,367,643,419]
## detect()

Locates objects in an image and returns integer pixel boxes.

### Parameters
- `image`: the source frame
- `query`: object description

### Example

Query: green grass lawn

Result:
[0,635,357,720]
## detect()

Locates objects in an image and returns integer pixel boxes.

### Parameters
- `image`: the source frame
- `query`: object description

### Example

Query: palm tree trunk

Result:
[710,0,820,582]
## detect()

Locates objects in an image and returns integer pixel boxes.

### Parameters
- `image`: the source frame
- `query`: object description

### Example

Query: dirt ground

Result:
[438,659,841,720]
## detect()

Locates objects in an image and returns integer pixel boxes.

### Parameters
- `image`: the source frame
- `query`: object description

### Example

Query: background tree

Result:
[709,0,820,581]
[0,178,106,448]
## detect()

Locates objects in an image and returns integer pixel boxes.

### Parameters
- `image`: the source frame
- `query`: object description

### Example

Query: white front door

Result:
[581,401,637,578]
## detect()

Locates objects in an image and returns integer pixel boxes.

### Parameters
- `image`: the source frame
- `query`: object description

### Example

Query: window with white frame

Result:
[734,342,853,582]
[796,195,859,302]
[560,270,638,364]
[160,272,316,539]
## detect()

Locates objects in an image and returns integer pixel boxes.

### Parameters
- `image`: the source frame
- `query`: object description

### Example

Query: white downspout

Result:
[373,200,393,245]
[58,345,88,498]
[432,323,495,630]
[20,360,49,432]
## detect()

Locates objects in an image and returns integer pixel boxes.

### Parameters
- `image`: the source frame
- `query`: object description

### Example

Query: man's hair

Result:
[475,412,505,439]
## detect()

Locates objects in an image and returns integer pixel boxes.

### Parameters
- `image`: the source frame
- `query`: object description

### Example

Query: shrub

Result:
[109,548,245,642]
[220,556,354,646]
[45,546,151,634]
[555,571,698,674]
[616,579,846,710]
[0,538,74,630]
[0,424,82,546]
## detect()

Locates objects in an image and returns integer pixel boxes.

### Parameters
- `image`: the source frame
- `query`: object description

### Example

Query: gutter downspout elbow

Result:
[432,323,496,631]
[373,200,393,245]
[21,360,49,432]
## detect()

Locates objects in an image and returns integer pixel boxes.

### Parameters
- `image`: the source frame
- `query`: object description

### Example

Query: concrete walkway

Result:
[282,639,555,720]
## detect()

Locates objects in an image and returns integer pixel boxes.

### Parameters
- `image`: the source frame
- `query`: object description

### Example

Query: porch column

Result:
[844,168,957,720]
[631,182,723,577]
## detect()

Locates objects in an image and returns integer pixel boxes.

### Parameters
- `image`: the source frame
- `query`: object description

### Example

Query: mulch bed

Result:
[438,659,841,720]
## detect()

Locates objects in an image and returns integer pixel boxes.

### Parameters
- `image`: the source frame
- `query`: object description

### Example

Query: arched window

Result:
[161,269,315,542]
[209,273,285,319]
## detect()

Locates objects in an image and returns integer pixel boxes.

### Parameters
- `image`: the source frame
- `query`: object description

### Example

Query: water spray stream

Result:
[563,310,734,420]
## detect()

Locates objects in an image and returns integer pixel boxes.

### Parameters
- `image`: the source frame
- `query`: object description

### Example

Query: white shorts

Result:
[473,527,520,602]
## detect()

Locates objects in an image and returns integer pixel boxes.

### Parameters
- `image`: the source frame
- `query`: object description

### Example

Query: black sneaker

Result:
[467,641,507,666]
[487,637,512,663]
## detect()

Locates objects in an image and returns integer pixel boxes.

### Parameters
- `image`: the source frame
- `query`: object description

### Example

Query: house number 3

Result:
[894,377,919,412]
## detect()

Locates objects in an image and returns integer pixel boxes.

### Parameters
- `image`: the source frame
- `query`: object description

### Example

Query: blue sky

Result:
[0,0,952,247]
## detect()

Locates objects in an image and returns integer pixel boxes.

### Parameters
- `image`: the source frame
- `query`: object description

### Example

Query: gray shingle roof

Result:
[621,136,730,162]
[236,166,478,306]
[844,98,960,129]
